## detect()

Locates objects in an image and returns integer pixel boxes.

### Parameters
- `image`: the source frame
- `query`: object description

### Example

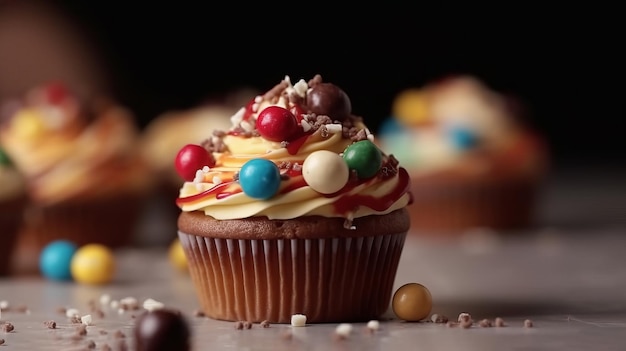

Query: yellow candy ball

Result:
[70,244,116,285]
[392,282,433,322]
[12,108,46,138]
[168,238,188,272]
[392,89,430,125]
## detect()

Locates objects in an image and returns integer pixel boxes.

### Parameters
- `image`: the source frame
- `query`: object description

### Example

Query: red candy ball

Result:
[174,144,215,181]
[44,82,69,105]
[256,106,300,142]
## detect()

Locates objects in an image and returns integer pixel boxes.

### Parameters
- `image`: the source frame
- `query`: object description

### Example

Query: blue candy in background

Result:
[39,240,78,281]
[447,125,479,150]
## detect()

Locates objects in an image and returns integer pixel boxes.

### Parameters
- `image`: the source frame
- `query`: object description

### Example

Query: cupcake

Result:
[175,74,411,323]
[0,82,151,267]
[138,89,257,246]
[0,148,27,276]
[378,75,547,234]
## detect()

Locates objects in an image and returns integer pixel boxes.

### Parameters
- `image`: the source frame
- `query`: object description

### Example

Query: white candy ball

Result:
[302,150,349,194]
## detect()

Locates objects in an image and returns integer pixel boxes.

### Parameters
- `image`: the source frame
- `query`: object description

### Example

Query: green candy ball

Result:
[343,140,382,179]
[0,149,12,166]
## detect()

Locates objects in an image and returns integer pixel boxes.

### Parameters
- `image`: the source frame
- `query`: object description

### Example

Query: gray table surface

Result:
[1,165,625,350]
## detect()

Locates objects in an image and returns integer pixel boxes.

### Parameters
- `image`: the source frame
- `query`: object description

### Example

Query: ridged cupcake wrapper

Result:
[9,196,145,275]
[0,196,27,276]
[179,232,407,323]
[19,195,144,250]
[409,178,538,233]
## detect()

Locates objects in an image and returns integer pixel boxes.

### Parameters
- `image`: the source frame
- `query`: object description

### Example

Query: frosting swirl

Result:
[379,76,544,178]
[176,75,411,227]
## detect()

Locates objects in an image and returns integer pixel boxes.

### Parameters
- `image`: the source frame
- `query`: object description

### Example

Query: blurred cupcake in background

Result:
[0,148,27,276]
[0,82,151,272]
[378,75,548,235]
[138,88,258,246]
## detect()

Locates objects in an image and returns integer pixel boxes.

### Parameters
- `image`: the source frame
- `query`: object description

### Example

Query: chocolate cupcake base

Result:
[178,209,409,323]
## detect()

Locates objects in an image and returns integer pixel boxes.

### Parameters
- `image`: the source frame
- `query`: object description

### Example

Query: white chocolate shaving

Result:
[142,298,165,312]
[293,79,308,97]
[325,124,343,134]
[66,308,80,318]
[290,314,307,327]
[367,320,380,330]
[81,314,93,326]
[99,294,111,306]
[335,323,353,336]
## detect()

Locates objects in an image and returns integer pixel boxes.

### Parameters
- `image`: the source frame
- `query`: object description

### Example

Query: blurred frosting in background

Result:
[137,88,259,246]
[0,82,150,274]
[140,88,259,189]
[378,75,548,235]
[0,82,149,204]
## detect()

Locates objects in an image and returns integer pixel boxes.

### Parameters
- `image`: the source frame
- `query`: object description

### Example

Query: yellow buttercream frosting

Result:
[176,75,411,224]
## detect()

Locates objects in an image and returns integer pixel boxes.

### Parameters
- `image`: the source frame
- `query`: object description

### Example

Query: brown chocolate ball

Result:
[134,309,191,351]
[306,83,352,121]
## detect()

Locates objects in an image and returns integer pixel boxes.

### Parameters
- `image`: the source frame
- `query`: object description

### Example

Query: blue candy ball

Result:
[39,240,78,281]
[239,159,281,200]
[378,117,404,136]
[448,125,479,150]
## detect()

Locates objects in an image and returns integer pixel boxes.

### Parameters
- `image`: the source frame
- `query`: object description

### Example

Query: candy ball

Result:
[306,83,352,121]
[168,238,188,272]
[392,283,433,322]
[0,148,12,165]
[447,125,478,150]
[256,106,300,142]
[134,309,191,351]
[343,140,382,179]
[239,158,281,200]
[39,240,78,281]
[70,244,116,285]
[175,144,215,182]
[302,150,349,194]
[392,89,429,125]
[43,81,69,105]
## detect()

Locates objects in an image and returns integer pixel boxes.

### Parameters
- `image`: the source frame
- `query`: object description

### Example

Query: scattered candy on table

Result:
[70,244,116,285]
[392,282,433,322]
[39,240,78,281]
[134,309,191,351]
[168,238,188,272]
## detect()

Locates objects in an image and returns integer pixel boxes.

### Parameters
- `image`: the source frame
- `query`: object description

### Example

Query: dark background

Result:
[48,2,625,168]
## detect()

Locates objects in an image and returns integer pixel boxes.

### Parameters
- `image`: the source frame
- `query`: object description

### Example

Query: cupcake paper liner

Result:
[11,193,145,274]
[179,232,406,323]
[0,195,27,276]
[408,177,539,233]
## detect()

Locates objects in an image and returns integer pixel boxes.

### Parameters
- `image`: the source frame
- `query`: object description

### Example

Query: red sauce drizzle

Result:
[286,134,311,155]
[176,182,233,206]
[177,167,411,215]
[242,98,256,121]
[290,104,305,121]
[332,167,410,214]
[280,177,306,194]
